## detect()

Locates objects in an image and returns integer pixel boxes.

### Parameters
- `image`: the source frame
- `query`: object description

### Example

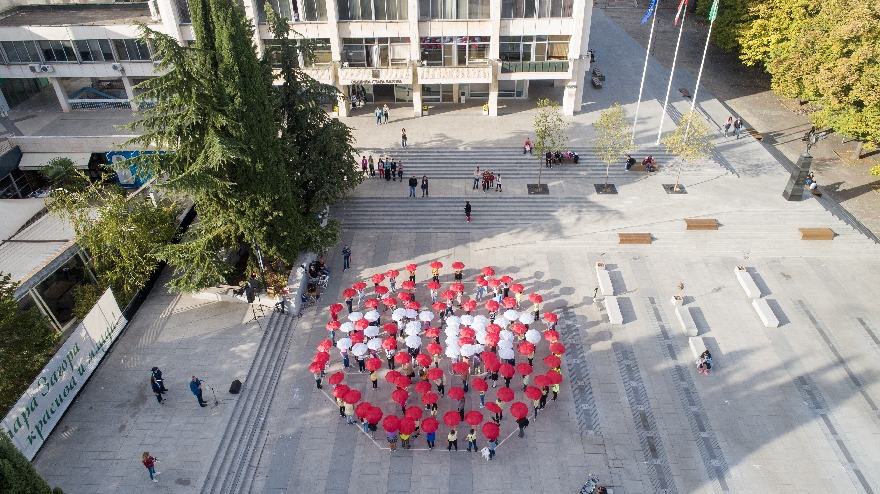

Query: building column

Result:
[240,0,264,57]
[412,69,422,118]
[155,0,184,41]
[121,76,139,111]
[488,71,498,116]
[571,59,586,117]
[49,77,70,113]
[452,83,460,103]
[334,63,349,118]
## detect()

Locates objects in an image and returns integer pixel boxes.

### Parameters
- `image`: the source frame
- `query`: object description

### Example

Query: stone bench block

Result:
[752,298,779,328]
[688,336,705,360]
[604,296,623,325]
[675,306,699,337]
[735,267,761,299]
[597,270,614,297]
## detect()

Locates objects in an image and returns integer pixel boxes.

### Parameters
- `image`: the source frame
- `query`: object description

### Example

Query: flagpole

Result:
[655,3,688,145]
[631,0,658,146]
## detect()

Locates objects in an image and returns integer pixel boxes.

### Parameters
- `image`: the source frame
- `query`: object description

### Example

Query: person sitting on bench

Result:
[642,155,656,173]
[625,154,635,170]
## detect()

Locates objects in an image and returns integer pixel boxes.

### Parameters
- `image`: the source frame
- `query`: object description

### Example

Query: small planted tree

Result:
[592,103,632,191]
[661,110,714,192]
[0,431,63,493]
[531,98,569,191]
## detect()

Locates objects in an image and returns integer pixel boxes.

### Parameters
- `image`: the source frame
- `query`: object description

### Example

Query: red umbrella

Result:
[443,411,461,427]
[500,275,513,284]
[395,375,411,389]
[329,303,344,314]
[391,389,409,404]
[375,286,389,296]
[406,263,418,273]
[547,370,563,385]
[401,280,416,291]
[485,300,500,312]
[481,266,495,277]
[427,281,441,290]
[353,281,368,291]
[398,292,412,303]
[510,401,528,419]
[544,355,561,368]
[371,273,386,284]
[415,353,432,367]
[511,323,528,336]
[441,290,455,300]
[426,343,443,355]
[499,363,515,379]
[405,406,423,420]
[313,352,330,364]
[543,312,558,323]
[486,324,503,334]
[528,293,543,304]
[485,402,502,414]
[421,417,439,434]
[355,319,370,331]
[421,392,439,405]
[485,333,500,346]
[534,375,551,387]
[452,362,470,374]
[427,368,444,380]
[333,385,350,399]
[432,302,447,312]
[429,261,443,270]
[460,327,476,339]
[382,336,398,350]
[452,261,465,270]
[450,283,465,293]
[476,276,488,287]
[385,370,402,383]
[502,297,517,309]
[472,378,488,392]
[414,381,432,394]
[328,372,345,385]
[484,357,501,371]
[425,327,440,338]
[549,342,566,355]
[458,336,474,347]
[343,390,361,404]
[382,415,400,432]
[481,351,498,362]
[383,323,398,335]
[326,321,342,332]
[355,401,372,418]
[509,284,524,294]
[516,363,533,376]
[349,333,364,344]
[497,387,514,402]
[317,339,333,352]
[366,407,383,424]
[461,300,477,312]
[382,297,397,307]
[364,298,380,308]
[543,330,560,342]
[366,358,382,372]
[525,386,543,400]
[406,301,421,310]
[518,341,535,355]
[399,416,416,435]
[448,387,465,400]
[386,269,400,278]
[465,410,483,426]
[394,352,412,364]
[308,362,322,373]
[343,288,357,298]
[482,422,500,440]
[487,278,502,289]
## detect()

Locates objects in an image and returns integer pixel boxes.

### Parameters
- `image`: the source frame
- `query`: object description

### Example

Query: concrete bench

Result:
[752,298,779,328]
[688,336,705,360]
[675,306,699,337]
[628,163,660,172]
[809,187,822,197]
[604,296,623,325]
[799,228,834,240]
[597,270,614,297]
[746,128,763,141]
[619,233,651,244]
[734,267,761,299]
[684,218,718,230]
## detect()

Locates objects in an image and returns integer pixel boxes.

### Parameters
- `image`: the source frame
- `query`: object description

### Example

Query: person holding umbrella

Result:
[552,382,560,401]
[435,375,445,397]
[314,371,323,389]
[487,437,497,460]
[466,429,477,452]
[446,428,458,451]
[426,430,436,449]
[517,416,529,438]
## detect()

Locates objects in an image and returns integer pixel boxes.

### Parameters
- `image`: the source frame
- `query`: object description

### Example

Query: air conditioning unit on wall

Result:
[28,64,40,73]
[111,63,123,71]
[39,65,53,73]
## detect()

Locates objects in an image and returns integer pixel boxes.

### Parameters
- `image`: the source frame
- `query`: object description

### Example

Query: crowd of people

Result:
[361,155,405,181]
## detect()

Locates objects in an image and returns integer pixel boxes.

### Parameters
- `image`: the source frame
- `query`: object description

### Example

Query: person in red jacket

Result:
[142,452,161,482]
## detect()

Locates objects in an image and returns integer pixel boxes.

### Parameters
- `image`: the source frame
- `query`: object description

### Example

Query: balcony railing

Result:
[501,61,569,73]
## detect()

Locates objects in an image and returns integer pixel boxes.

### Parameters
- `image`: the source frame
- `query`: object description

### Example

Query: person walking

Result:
[551,382,560,401]
[487,438,497,460]
[466,429,477,451]
[314,371,323,389]
[478,388,486,408]
[345,402,356,424]
[397,161,404,181]
[724,116,733,137]
[368,155,375,176]
[151,377,165,404]
[383,104,389,124]
[447,429,458,451]
[524,138,532,154]
[408,175,418,198]
[341,348,350,369]
[473,167,481,189]
[357,354,366,373]
[488,171,494,189]
[361,156,368,176]
[522,373,530,392]
[733,117,743,139]
[421,175,429,197]
[539,386,549,409]
[342,245,351,270]
[375,107,382,125]
[464,201,471,222]
[390,159,397,181]
[400,430,410,449]
[457,398,465,421]
[142,452,160,482]
[517,416,529,437]
[533,398,541,420]
[387,347,396,369]
[190,376,207,407]
[151,367,167,394]
[495,173,502,192]
[435,376,445,397]
[387,430,399,451]
[426,430,436,449]
[401,128,407,147]
[371,370,378,389]
[378,158,384,178]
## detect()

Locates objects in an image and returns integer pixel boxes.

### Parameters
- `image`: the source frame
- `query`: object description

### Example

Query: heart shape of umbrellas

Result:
[414,381,432,394]
[516,363,533,376]
[415,353,432,367]
[343,390,361,404]
[528,293,543,304]
[333,385,350,399]
[328,372,345,385]
[497,387,514,402]
[525,386,543,400]
[429,261,443,269]
[372,273,386,284]
[421,392,439,405]
[353,281,367,291]
[427,368,444,380]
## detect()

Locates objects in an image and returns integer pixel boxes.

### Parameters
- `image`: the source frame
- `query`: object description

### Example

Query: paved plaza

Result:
[25,8,880,494]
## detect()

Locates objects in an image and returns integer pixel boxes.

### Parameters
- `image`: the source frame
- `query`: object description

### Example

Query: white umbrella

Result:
[364,326,380,338]
[499,330,515,342]
[460,344,476,357]
[419,311,434,322]
[504,309,520,321]
[339,322,355,333]
[473,315,489,326]
[336,339,352,350]
[405,335,422,348]
[475,329,488,345]
[405,321,422,336]
[499,348,515,360]
[367,338,383,350]
[473,344,485,354]
[445,346,461,359]
[352,343,368,356]
[460,314,474,326]
[446,315,461,326]
[519,312,535,325]
[525,329,541,344]
[392,308,407,321]
[348,312,364,322]
[444,325,460,337]
[365,310,380,322]
[498,339,513,350]
[405,308,418,319]
[471,320,486,332]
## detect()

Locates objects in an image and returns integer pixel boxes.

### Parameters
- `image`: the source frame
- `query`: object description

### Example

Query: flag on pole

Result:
[641,0,658,24]
[674,0,688,25]
[708,0,719,21]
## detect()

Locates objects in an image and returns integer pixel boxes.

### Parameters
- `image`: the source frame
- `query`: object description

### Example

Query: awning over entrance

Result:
[17,152,92,170]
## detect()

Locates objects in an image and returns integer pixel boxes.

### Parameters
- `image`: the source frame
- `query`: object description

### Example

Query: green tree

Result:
[0,274,57,418]
[0,432,62,493]
[47,177,180,305]
[661,110,714,192]
[592,103,632,190]
[39,157,89,192]
[532,98,569,186]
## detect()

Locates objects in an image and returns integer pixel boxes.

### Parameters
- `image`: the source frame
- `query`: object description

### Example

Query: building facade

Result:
[0,0,592,116]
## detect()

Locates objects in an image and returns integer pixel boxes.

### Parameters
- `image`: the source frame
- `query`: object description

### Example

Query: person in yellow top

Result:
[336,397,345,417]
[446,429,458,451]
[551,383,560,401]
[522,373,530,392]
[495,398,505,421]
[371,370,378,390]
[431,267,440,283]
[466,429,477,452]
[400,431,411,449]
[344,402,355,424]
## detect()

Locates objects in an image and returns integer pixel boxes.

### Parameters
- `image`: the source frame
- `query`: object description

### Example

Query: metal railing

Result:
[501,61,570,73]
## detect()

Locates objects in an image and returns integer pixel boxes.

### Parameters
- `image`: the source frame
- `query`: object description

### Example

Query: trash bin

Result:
[460,93,466,104]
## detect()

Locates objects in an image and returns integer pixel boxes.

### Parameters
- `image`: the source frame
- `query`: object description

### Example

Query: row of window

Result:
[338,0,408,20]
[499,35,569,62]
[1,39,154,65]
[342,37,410,67]
[418,0,489,19]
[420,37,490,66]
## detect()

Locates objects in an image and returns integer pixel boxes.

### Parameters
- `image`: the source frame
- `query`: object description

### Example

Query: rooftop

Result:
[0,3,153,27]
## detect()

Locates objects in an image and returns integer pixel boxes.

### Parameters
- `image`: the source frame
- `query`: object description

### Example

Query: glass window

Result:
[176,0,192,22]
[502,0,571,17]
[302,0,327,21]
[74,40,115,62]
[418,0,487,19]
[34,255,93,331]
[1,41,21,63]
[114,39,153,61]
[39,40,76,62]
